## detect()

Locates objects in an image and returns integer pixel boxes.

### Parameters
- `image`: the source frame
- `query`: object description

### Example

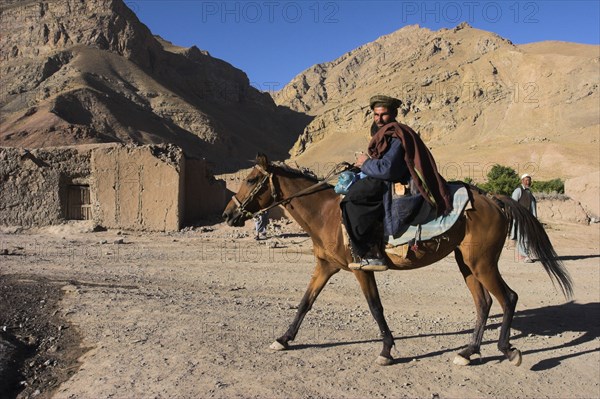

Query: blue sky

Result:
[131,1,600,91]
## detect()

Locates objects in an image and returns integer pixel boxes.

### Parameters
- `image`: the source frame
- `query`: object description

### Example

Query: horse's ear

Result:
[256,153,268,168]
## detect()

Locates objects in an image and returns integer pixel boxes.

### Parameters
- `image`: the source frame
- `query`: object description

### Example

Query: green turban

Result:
[369,95,402,110]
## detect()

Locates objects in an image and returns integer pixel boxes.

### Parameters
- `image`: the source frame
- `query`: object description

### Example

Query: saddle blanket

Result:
[387,184,471,247]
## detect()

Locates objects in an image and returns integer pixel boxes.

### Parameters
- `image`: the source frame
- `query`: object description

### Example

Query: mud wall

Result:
[184,159,227,224]
[537,198,590,225]
[0,147,92,227]
[565,172,599,219]
[91,145,184,231]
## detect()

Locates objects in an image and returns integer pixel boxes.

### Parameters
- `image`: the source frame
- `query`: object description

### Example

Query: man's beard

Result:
[370,119,396,136]
[370,122,379,136]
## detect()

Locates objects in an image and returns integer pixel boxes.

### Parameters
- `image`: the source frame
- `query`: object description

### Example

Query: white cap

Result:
[521,173,531,179]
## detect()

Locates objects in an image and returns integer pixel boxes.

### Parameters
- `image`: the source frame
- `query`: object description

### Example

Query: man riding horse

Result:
[223,101,572,365]
[342,95,452,271]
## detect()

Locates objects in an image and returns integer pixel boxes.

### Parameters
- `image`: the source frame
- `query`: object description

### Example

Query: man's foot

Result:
[349,258,388,272]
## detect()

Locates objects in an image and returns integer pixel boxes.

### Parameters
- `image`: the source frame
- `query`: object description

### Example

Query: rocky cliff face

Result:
[275,23,599,181]
[0,0,306,172]
[0,0,161,69]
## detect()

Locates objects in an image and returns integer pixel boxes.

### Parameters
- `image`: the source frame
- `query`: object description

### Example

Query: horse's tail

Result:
[495,195,574,299]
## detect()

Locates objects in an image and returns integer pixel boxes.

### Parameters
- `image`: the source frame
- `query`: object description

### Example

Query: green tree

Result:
[480,164,520,195]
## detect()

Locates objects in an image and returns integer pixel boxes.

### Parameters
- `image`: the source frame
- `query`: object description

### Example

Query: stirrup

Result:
[349,258,388,272]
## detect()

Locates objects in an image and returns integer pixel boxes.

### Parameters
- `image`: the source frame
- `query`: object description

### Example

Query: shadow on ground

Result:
[280,301,599,370]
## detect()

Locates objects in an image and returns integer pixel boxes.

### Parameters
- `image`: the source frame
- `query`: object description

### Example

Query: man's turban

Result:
[369,95,402,110]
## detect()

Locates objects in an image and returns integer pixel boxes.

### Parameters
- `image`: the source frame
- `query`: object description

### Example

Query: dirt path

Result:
[0,220,598,399]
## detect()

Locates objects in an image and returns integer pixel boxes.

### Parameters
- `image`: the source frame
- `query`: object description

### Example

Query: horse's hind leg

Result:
[453,249,493,366]
[476,270,521,366]
[270,258,339,351]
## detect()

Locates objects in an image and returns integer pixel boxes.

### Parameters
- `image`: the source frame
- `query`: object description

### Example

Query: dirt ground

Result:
[0,218,598,399]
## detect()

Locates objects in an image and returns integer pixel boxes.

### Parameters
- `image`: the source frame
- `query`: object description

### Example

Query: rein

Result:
[231,162,352,219]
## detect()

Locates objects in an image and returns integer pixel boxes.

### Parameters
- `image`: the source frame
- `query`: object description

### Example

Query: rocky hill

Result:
[0,0,308,172]
[274,23,599,182]
[1,2,597,181]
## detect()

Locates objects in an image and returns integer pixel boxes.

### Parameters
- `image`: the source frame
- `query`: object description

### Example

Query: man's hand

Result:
[355,152,369,167]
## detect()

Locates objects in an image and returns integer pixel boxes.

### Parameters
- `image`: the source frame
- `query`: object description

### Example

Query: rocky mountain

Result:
[1,2,597,181]
[274,23,599,181]
[0,0,308,172]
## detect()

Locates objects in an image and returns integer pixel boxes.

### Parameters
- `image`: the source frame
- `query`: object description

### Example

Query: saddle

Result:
[341,183,472,261]
[387,183,472,248]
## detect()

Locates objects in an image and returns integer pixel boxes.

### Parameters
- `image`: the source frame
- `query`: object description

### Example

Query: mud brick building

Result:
[0,144,226,231]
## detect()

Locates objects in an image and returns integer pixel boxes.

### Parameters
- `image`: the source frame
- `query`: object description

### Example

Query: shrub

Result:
[479,164,519,195]
[459,164,565,196]
[532,178,565,194]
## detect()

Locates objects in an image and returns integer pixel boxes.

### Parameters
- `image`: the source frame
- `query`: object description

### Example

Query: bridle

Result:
[230,162,352,219]
[231,164,278,219]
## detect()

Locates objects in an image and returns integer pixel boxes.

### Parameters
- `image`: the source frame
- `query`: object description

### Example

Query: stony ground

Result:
[0,219,598,399]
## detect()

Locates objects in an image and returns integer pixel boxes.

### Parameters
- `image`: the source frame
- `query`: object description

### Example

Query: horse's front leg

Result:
[353,270,396,365]
[269,258,339,350]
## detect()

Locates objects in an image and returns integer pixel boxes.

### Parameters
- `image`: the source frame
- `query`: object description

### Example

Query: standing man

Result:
[511,173,537,262]
[253,211,269,240]
[341,95,451,271]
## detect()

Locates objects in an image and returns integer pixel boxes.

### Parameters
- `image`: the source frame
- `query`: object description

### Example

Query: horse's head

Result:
[222,153,277,227]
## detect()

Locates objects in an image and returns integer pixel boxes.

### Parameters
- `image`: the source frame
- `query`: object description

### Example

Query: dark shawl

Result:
[368,122,452,216]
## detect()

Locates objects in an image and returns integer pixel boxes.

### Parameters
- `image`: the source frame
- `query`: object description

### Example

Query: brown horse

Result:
[222,154,573,366]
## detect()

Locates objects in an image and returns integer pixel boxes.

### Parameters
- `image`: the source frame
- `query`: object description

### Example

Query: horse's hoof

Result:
[509,348,522,367]
[453,354,470,366]
[269,341,286,351]
[454,351,482,366]
[376,355,393,366]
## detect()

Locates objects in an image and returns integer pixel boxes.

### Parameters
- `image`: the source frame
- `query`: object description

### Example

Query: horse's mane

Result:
[270,161,320,182]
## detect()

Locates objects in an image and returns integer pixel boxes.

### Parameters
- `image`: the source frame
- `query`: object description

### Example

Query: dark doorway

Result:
[66,185,91,220]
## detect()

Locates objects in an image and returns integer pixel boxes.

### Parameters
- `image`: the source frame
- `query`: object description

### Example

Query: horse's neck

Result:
[276,173,339,240]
